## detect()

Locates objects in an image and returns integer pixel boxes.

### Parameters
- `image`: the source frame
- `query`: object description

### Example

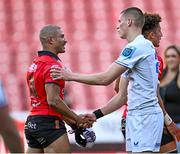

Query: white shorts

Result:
[126,110,164,152]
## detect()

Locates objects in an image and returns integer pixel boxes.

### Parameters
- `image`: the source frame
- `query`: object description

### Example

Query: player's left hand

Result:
[166,121,180,142]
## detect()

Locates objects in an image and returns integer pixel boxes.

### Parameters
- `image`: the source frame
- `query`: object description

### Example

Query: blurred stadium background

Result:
[0,0,180,152]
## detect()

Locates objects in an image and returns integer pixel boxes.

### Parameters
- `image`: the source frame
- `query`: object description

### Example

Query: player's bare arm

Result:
[45,83,94,128]
[51,62,127,85]
[85,76,128,121]
[114,76,121,93]
[100,77,128,115]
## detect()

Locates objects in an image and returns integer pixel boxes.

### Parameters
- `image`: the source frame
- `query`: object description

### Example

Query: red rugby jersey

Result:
[27,51,65,118]
[157,55,163,79]
[122,55,164,118]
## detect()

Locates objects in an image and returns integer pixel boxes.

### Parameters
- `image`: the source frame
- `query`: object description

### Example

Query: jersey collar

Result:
[38,50,61,61]
[134,34,144,40]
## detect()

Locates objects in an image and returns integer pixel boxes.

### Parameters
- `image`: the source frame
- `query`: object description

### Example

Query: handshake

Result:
[74,109,104,129]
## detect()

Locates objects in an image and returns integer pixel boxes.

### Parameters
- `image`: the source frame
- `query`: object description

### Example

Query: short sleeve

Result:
[115,45,142,69]
[43,63,64,86]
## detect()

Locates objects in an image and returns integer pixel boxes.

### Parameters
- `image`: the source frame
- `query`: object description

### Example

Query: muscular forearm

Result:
[69,63,126,86]
[48,98,78,122]
[93,76,128,120]
[114,77,120,93]
[62,115,76,125]
[70,72,114,85]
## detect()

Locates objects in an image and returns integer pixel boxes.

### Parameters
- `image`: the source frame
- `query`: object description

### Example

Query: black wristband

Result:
[93,109,104,119]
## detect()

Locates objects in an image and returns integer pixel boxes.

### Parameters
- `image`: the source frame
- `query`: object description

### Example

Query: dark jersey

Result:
[27,51,65,118]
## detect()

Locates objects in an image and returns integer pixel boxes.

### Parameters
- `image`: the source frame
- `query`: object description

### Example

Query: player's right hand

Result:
[84,113,97,122]
[76,115,95,128]
[50,66,72,81]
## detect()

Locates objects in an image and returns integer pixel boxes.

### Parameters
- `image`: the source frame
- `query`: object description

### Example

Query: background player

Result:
[0,80,23,153]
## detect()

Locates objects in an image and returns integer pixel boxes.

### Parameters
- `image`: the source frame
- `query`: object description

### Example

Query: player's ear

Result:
[148,31,155,39]
[48,37,55,45]
[127,19,132,27]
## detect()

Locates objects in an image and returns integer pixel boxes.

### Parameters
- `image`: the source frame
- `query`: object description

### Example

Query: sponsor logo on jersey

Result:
[28,63,37,72]
[122,46,136,58]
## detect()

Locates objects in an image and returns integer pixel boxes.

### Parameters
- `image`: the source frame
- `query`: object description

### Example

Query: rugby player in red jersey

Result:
[25,25,93,153]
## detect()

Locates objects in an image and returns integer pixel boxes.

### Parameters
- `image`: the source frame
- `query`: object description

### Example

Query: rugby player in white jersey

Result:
[114,13,180,153]
[50,7,164,152]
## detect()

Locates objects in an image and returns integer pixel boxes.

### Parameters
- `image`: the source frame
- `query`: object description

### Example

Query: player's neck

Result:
[127,29,142,43]
[42,47,57,55]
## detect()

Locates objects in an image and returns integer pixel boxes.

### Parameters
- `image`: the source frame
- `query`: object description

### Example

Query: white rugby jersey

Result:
[115,35,159,111]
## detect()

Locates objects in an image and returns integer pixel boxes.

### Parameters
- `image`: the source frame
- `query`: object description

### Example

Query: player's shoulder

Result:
[122,37,145,58]
[45,60,63,71]
[130,34,152,46]
[125,35,147,51]
[122,36,144,56]
[37,55,62,65]
[131,36,155,54]
[34,56,62,72]
[133,35,154,49]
